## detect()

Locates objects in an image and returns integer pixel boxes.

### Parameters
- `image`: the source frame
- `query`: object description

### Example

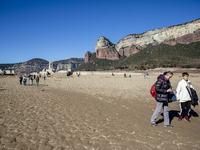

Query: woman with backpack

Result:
[150,71,174,128]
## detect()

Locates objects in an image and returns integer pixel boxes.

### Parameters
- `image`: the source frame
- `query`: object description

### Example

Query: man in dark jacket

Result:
[36,76,39,86]
[150,71,174,128]
[19,75,23,85]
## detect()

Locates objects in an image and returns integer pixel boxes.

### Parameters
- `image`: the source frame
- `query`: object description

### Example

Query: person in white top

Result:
[176,72,194,122]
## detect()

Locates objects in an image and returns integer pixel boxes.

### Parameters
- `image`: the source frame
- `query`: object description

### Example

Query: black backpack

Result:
[186,86,199,107]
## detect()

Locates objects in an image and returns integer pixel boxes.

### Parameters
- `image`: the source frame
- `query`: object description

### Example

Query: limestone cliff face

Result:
[56,63,82,71]
[95,36,114,51]
[115,19,200,51]
[53,58,84,71]
[91,18,200,61]
[95,37,119,60]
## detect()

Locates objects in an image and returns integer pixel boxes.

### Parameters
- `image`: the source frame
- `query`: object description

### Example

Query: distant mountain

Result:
[76,41,200,71]
[0,58,84,75]
[0,63,15,70]
[26,58,49,64]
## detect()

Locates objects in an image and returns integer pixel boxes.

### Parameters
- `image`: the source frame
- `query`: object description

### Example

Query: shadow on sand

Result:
[0,88,6,91]
[156,109,199,124]
[26,84,48,87]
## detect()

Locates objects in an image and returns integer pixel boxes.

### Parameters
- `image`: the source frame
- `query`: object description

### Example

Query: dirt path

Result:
[0,75,200,149]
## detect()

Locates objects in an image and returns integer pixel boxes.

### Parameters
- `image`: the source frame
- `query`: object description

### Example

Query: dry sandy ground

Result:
[0,74,200,150]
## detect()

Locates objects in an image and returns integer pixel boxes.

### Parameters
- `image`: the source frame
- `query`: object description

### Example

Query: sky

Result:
[0,0,200,64]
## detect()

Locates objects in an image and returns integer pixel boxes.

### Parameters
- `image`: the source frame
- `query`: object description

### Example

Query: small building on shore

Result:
[1,69,15,75]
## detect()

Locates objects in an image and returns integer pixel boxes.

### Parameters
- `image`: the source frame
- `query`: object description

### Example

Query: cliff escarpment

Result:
[85,18,200,62]
[53,58,84,71]
[77,41,200,71]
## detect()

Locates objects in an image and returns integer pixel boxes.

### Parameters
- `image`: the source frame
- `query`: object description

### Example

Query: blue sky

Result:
[0,0,200,64]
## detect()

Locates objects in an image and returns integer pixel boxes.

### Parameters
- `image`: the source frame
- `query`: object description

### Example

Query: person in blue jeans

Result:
[23,76,27,86]
[150,71,174,128]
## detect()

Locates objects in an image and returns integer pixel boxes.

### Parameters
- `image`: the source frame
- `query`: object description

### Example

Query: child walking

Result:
[176,72,194,122]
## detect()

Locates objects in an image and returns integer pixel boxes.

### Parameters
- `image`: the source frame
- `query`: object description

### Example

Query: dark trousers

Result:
[179,101,191,117]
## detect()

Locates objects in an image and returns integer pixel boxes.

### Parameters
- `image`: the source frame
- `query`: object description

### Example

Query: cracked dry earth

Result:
[0,75,200,150]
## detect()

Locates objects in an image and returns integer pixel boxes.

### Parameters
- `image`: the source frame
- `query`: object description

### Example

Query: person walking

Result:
[19,75,23,85]
[146,73,149,78]
[150,71,174,128]
[176,72,194,122]
[44,75,46,80]
[23,76,27,86]
[36,75,39,86]
[30,76,33,86]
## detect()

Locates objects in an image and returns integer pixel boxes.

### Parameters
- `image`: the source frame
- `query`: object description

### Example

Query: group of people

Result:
[19,75,40,86]
[150,71,198,128]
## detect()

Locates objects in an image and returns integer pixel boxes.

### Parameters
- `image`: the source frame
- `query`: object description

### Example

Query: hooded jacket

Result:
[155,74,171,102]
[176,79,194,102]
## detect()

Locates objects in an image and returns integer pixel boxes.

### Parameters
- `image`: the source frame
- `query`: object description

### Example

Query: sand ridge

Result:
[0,74,200,149]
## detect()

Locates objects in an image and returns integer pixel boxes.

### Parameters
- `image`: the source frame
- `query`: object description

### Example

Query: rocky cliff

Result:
[87,18,200,61]
[116,19,200,50]
[95,37,120,60]
[53,58,84,71]
[85,52,94,63]
[77,41,200,71]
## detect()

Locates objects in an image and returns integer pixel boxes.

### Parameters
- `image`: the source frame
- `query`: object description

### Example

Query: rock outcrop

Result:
[118,45,141,57]
[52,58,84,71]
[95,36,114,51]
[95,37,119,60]
[85,18,200,61]
[85,51,94,63]
[96,48,119,60]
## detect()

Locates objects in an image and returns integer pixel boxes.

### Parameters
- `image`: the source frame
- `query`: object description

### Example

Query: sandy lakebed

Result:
[0,73,200,150]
